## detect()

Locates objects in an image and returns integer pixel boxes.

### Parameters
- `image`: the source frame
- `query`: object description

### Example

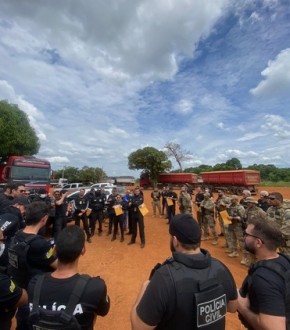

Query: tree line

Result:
[1,100,289,184]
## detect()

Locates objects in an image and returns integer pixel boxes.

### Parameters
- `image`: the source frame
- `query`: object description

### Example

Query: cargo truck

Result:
[140,172,199,189]
[0,155,51,192]
[200,170,260,195]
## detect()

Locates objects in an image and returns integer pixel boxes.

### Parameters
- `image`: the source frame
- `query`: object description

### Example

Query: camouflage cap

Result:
[245,197,258,204]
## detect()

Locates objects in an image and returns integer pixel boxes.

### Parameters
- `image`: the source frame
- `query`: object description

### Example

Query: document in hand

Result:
[219,210,231,225]
[139,203,149,216]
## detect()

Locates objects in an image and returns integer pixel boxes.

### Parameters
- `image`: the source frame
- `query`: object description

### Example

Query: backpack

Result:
[241,254,290,329]
[8,234,39,288]
[151,257,227,330]
[29,274,90,330]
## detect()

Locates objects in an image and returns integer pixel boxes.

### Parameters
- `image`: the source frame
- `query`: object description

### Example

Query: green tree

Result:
[225,158,242,170]
[79,166,107,184]
[128,147,171,185]
[0,100,40,156]
[55,166,80,183]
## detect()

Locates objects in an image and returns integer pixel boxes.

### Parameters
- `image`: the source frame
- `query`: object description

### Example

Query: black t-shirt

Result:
[55,197,68,218]
[8,231,57,288]
[137,250,237,329]
[0,273,22,329]
[246,255,289,317]
[28,273,110,330]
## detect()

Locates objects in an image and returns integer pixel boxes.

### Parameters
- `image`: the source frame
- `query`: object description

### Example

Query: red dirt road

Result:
[33,187,290,329]
[78,186,290,330]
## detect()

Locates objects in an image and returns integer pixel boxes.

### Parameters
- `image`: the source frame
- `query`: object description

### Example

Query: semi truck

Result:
[140,172,199,189]
[0,155,51,192]
[200,170,260,194]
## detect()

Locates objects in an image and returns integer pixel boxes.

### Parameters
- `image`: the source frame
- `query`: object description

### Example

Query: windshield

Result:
[11,166,50,181]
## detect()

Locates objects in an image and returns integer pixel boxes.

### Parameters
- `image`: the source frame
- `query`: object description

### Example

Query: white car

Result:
[66,187,114,201]
[90,183,116,189]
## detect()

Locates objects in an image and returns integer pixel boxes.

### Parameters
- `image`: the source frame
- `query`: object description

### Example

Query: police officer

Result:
[88,189,106,236]
[131,214,238,329]
[267,192,290,255]
[178,186,192,215]
[106,187,118,236]
[127,188,145,248]
[71,189,91,243]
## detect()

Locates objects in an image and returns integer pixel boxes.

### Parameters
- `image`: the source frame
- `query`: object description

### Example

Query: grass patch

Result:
[260,181,290,187]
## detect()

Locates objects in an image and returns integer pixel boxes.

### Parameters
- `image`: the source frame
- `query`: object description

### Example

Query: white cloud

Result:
[0,80,47,141]
[176,99,193,114]
[250,48,290,97]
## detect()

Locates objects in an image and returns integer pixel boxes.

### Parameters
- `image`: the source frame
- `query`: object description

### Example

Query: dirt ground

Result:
[12,186,290,330]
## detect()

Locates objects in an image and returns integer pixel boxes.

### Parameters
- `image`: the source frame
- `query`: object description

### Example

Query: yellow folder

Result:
[166,198,174,206]
[139,204,149,216]
[114,206,123,216]
[219,210,231,225]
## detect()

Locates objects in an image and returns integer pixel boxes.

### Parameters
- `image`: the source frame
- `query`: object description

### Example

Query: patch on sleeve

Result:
[46,247,54,259]
[10,279,16,293]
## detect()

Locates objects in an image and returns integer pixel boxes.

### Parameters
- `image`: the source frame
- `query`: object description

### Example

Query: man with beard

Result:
[131,214,237,330]
[267,192,290,256]
[238,217,289,329]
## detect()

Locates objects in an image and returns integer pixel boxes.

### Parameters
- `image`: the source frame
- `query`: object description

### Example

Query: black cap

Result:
[38,188,47,194]
[169,214,201,244]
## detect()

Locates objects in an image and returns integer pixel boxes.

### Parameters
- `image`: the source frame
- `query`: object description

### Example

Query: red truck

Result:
[0,155,51,192]
[200,170,260,194]
[140,172,199,188]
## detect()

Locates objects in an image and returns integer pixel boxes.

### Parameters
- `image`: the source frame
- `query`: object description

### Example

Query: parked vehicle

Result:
[90,183,116,189]
[140,172,199,189]
[0,155,51,192]
[66,187,114,202]
[54,182,85,194]
[50,178,68,188]
[113,176,135,186]
[200,170,260,194]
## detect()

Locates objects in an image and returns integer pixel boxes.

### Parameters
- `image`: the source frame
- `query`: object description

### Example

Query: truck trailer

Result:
[140,172,199,189]
[200,170,260,194]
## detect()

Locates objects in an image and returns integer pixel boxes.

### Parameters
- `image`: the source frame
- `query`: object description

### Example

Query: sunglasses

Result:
[19,189,26,193]
[268,197,276,200]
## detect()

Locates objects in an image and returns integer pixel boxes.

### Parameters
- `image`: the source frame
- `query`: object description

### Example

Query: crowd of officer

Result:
[1,182,290,329]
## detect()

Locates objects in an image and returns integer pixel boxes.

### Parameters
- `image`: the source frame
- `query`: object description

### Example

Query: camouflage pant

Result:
[203,213,218,240]
[227,221,246,253]
[217,214,225,235]
[151,201,161,216]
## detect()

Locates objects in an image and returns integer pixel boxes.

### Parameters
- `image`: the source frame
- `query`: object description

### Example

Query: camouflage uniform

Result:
[267,202,290,255]
[178,191,192,215]
[215,194,231,248]
[151,190,161,216]
[227,202,245,257]
[245,205,267,223]
[200,196,218,244]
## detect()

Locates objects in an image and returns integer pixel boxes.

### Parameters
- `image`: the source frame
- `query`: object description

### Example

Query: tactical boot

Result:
[228,251,239,258]
[201,236,209,241]
[212,239,218,245]
[225,248,233,253]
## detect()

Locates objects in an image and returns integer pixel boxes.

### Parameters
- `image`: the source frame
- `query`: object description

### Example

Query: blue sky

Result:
[0,0,290,178]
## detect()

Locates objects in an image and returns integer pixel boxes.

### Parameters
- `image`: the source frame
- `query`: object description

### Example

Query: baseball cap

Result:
[169,214,201,244]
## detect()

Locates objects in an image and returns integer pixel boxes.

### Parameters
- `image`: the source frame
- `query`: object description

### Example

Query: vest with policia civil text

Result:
[153,251,227,330]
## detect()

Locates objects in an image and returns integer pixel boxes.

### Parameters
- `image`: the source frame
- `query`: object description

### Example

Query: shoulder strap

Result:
[31,274,46,314]
[63,275,90,317]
